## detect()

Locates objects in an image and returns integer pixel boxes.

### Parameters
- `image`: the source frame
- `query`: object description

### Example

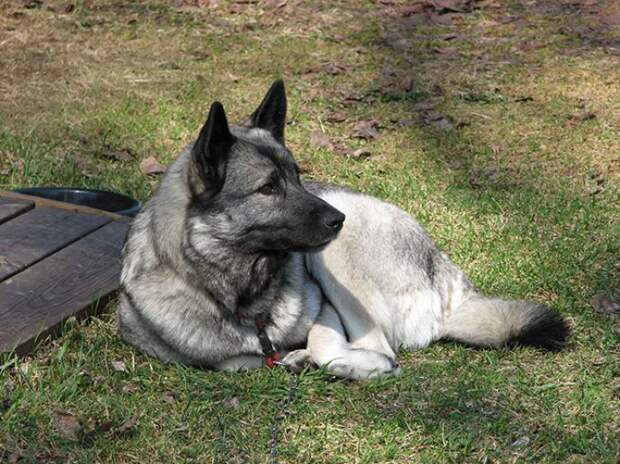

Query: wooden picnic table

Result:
[0,189,130,356]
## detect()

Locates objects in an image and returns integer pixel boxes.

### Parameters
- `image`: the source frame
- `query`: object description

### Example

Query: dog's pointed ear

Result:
[247,79,287,143]
[191,101,235,193]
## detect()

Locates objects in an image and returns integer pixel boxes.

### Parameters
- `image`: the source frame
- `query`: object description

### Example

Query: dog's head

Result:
[187,80,345,254]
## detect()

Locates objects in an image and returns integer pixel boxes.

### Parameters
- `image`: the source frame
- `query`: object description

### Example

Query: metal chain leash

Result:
[268,368,300,464]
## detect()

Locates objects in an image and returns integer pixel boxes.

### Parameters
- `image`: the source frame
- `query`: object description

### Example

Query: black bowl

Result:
[13,187,142,217]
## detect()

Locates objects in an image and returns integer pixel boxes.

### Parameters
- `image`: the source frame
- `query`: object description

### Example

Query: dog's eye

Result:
[258,182,277,195]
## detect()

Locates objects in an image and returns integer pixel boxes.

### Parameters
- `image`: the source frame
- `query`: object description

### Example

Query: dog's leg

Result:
[307,302,400,379]
[119,272,266,368]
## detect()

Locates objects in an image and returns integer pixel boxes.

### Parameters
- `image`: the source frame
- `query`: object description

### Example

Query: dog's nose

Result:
[324,211,345,232]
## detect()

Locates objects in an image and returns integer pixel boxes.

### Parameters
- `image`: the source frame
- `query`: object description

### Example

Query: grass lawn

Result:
[1,0,619,462]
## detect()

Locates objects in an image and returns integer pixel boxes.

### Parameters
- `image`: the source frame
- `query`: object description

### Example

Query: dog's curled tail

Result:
[444,297,569,350]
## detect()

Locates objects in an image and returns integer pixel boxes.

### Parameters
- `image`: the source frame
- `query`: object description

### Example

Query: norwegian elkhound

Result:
[118,80,569,379]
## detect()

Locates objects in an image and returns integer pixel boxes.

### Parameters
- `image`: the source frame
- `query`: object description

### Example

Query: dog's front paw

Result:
[323,349,401,380]
[281,349,315,373]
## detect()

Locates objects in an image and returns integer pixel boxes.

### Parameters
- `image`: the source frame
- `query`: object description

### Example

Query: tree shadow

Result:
[342,0,619,303]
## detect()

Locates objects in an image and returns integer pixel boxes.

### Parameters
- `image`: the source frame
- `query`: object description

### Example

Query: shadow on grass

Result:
[350,0,619,304]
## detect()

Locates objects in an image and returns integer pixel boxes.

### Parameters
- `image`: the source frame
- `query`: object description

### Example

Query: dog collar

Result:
[254,313,281,368]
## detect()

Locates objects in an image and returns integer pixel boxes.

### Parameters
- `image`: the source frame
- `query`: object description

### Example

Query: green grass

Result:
[1,0,619,462]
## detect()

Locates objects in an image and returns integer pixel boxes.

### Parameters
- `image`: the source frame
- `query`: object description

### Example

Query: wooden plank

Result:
[0,196,34,225]
[0,189,123,220]
[0,207,111,282]
[0,220,130,355]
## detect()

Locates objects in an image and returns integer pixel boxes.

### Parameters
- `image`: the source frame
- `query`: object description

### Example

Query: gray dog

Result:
[118,80,568,379]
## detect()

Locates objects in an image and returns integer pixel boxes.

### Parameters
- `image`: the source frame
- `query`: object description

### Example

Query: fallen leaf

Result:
[398,75,416,92]
[122,382,140,394]
[423,111,455,130]
[322,63,346,76]
[400,4,427,16]
[591,295,620,314]
[432,46,458,55]
[478,19,500,27]
[104,148,135,162]
[225,397,240,408]
[18,362,29,375]
[326,111,346,123]
[139,156,167,175]
[514,95,534,102]
[369,154,388,163]
[23,0,42,9]
[352,120,380,140]
[414,99,436,111]
[309,130,332,149]
[63,4,75,14]
[192,50,210,61]
[429,12,457,24]
[568,111,596,126]
[599,12,620,27]
[111,360,127,372]
[116,412,140,435]
[348,148,372,160]
[54,412,82,440]
[512,436,530,447]
[162,391,176,404]
[1,399,11,411]
[341,91,366,102]
[8,450,24,464]
[433,0,467,13]
[442,33,459,40]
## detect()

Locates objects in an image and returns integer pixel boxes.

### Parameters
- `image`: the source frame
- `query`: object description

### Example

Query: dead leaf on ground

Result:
[122,382,140,394]
[352,120,380,140]
[8,450,24,464]
[54,412,82,440]
[421,111,455,130]
[478,19,500,27]
[514,95,534,102]
[103,148,135,162]
[568,111,596,126]
[591,295,620,314]
[433,0,469,13]
[512,436,530,447]
[23,0,43,9]
[398,75,416,92]
[1,399,11,411]
[348,148,372,160]
[162,391,177,404]
[111,360,128,372]
[326,111,346,123]
[414,99,437,111]
[225,397,240,408]
[432,46,458,55]
[340,91,366,102]
[140,156,167,175]
[322,63,346,76]
[400,4,427,17]
[309,130,332,149]
[81,420,114,442]
[115,412,140,436]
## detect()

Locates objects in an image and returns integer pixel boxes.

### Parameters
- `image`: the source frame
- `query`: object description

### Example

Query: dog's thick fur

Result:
[118,80,569,379]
